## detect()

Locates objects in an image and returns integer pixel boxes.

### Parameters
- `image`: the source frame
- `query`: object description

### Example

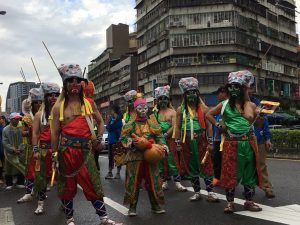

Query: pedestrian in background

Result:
[0,115,8,185]
[2,112,25,190]
[105,105,123,179]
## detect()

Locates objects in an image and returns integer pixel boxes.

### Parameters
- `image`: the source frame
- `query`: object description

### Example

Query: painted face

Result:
[66,77,82,94]
[136,104,148,118]
[228,83,241,97]
[186,90,198,103]
[157,96,169,108]
[127,100,134,110]
[46,93,59,106]
[32,101,42,114]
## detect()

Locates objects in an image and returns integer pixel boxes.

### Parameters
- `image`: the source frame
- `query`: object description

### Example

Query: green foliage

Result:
[270,129,300,149]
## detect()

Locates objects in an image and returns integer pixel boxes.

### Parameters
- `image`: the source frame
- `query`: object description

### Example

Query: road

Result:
[1,156,299,225]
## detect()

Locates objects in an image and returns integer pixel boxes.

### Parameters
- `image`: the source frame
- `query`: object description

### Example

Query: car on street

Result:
[101,126,109,153]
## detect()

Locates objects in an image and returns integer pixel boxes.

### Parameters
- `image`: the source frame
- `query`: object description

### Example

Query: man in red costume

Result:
[31,82,60,215]
[51,63,122,225]
[17,88,43,203]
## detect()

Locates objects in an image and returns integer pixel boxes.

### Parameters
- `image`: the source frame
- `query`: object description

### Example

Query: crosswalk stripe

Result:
[0,208,15,225]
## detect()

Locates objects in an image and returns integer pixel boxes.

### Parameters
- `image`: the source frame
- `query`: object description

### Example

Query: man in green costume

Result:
[175,77,219,203]
[206,70,263,213]
[153,85,186,192]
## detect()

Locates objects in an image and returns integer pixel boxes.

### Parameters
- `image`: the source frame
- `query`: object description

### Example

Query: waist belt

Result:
[39,140,51,149]
[225,130,254,141]
[61,134,92,149]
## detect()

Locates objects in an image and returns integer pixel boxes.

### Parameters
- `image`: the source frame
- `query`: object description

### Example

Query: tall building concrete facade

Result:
[5,81,39,114]
[88,23,138,117]
[135,0,299,107]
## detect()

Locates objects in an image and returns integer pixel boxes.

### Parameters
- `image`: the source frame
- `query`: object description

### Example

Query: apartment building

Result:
[135,0,299,107]
[5,81,39,113]
[88,23,138,115]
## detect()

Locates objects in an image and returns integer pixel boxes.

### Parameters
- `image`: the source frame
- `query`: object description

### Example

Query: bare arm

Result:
[243,101,256,123]
[91,101,104,136]
[205,102,223,126]
[51,104,61,152]
[202,105,213,139]
[166,109,176,138]
[175,106,182,140]
[32,111,41,146]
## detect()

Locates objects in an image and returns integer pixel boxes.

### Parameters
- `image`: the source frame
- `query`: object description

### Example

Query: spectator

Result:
[0,115,8,185]
[105,105,123,179]
[2,113,25,190]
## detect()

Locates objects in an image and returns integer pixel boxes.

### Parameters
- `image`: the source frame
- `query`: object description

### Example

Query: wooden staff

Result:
[31,57,42,83]
[82,67,86,78]
[201,150,210,165]
[42,41,59,71]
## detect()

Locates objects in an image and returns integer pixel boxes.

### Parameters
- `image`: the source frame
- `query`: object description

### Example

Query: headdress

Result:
[228,70,254,87]
[178,77,199,93]
[154,85,170,99]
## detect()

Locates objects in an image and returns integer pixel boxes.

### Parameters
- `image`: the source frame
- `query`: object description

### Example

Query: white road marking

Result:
[77,185,128,215]
[186,187,300,225]
[0,208,15,225]
[99,156,108,159]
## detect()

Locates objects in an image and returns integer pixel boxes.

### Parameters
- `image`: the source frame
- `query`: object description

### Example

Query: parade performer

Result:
[175,77,219,203]
[153,85,186,192]
[206,70,263,213]
[249,84,275,198]
[51,63,122,225]
[17,88,43,203]
[121,97,167,216]
[122,90,138,124]
[31,82,60,214]
[211,86,228,186]
[2,113,25,190]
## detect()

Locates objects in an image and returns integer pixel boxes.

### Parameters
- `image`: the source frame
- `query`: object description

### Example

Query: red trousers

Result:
[59,148,99,201]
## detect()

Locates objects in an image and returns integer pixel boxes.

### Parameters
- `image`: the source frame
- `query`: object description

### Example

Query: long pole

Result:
[31,57,42,83]
[20,67,26,82]
[42,41,59,70]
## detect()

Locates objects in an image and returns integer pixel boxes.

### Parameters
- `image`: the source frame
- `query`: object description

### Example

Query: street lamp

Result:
[0,11,6,15]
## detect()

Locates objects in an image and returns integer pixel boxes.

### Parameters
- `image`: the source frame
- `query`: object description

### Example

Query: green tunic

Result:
[180,106,210,178]
[154,112,179,177]
[222,100,251,134]
[222,101,257,187]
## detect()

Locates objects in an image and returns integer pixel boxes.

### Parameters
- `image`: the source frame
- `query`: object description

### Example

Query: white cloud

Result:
[0,0,136,112]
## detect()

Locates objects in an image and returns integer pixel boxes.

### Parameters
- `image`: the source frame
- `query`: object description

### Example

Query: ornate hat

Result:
[58,63,86,82]
[81,80,95,98]
[134,98,147,108]
[29,88,43,102]
[40,82,60,95]
[179,77,199,93]
[154,85,170,99]
[9,112,22,120]
[228,70,254,87]
[124,90,137,102]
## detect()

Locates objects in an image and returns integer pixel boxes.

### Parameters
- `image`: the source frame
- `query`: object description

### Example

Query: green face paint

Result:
[186,90,198,103]
[158,96,169,108]
[228,84,241,97]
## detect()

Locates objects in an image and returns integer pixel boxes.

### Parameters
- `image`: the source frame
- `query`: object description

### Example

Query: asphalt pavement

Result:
[0,155,299,225]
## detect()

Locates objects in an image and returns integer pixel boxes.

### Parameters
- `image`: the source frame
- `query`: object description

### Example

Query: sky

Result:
[0,0,299,112]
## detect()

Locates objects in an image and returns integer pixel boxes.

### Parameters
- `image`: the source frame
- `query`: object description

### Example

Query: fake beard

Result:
[68,83,81,94]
